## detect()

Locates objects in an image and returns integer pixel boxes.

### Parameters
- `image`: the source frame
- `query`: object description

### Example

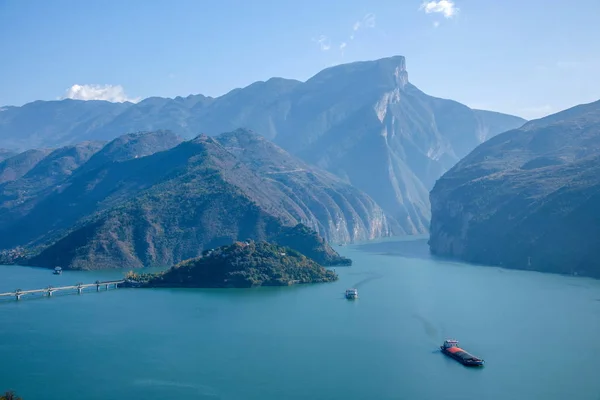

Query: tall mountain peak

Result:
[0,56,526,235]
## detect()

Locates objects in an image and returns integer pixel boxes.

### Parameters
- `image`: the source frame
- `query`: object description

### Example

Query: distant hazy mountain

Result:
[0,130,390,269]
[0,149,16,162]
[0,100,131,150]
[77,130,184,174]
[429,100,600,278]
[0,56,526,233]
[0,141,105,218]
[0,148,54,184]
[0,131,183,230]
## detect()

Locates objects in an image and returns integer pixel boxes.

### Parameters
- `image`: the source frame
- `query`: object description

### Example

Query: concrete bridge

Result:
[0,280,125,301]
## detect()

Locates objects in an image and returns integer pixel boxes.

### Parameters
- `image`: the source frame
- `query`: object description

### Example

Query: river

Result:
[1,237,599,400]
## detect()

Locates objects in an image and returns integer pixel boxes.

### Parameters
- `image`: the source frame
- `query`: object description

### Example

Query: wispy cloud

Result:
[433,21,440,28]
[313,35,331,51]
[313,13,376,56]
[420,0,459,18]
[351,13,376,39]
[62,84,140,103]
[341,12,377,54]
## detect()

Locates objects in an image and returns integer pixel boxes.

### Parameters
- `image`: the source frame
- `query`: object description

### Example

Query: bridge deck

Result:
[0,280,125,297]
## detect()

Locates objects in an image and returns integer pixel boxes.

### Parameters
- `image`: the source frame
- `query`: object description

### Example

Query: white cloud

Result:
[313,35,331,51]
[420,0,459,18]
[313,13,375,55]
[363,13,376,28]
[345,12,376,52]
[352,13,376,33]
[63,84,140,103]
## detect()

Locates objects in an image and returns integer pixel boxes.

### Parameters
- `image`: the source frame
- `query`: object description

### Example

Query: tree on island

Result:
[1,390,22,400]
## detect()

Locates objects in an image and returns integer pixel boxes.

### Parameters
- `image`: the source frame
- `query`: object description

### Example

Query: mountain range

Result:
[429,100,600,278]
[0,56,526,235]
[0,129,390,269]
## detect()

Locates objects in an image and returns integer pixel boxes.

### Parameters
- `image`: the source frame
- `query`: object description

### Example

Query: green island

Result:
[124,240,338,288]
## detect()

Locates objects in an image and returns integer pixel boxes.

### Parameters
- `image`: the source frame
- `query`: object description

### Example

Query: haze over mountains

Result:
[0,56,526,236]
[429,100,600,278]
[1,54,597,277]
[0,129,392,269]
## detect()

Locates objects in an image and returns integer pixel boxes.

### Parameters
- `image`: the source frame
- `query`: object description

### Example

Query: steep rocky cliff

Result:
[429,100,600,277]
[215,129,391,240]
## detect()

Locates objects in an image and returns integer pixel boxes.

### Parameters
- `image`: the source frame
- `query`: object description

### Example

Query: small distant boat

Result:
[440,339,484,367]
[53,267,62,275]
[345,288,358,299]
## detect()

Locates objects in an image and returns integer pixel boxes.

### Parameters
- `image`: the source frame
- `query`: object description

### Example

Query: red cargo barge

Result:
[441,340,485,367]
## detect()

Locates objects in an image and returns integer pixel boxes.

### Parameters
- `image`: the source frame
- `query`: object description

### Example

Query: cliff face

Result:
[215,129,391,242]
[1,130,389,270]
[0,56,526,234]
[429,100,600,277]
[271,57,525,234]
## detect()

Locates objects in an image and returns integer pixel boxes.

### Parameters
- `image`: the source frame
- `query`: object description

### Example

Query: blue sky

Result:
[1,0,598,119]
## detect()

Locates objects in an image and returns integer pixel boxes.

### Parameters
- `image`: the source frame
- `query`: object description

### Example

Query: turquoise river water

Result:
[1,237,600,400]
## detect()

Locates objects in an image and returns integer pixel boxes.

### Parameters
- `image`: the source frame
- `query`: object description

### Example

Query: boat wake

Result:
[351,272,383,288]
[412,313,439,341]
[412,313,454,355]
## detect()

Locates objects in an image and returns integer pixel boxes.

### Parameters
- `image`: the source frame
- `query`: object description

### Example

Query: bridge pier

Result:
[105,284,109,290]
[16,294,22,300]
[47,290,53,297]
[96,284,100,292]
[77,287,83,294]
